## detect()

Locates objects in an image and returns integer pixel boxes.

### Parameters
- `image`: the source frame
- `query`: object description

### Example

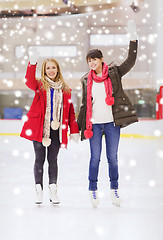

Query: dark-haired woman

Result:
[77,21,138,207]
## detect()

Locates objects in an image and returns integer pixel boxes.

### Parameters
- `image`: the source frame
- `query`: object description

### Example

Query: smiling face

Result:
[45,61,58,81]
[87,57,103,74]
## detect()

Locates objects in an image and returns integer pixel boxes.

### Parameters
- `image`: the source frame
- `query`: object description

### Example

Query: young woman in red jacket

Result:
[20,48,79,205]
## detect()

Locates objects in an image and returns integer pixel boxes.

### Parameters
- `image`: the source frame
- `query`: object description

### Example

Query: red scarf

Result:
[84,62,114,139]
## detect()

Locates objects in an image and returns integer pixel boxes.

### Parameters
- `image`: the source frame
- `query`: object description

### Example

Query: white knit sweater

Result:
[92,73,114,124]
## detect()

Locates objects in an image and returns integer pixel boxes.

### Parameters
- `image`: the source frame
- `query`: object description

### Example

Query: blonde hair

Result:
[39,58,71,93]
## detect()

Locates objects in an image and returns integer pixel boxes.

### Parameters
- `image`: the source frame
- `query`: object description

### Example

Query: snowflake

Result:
[13,188,21,195]
[95,226,105,236]
[125,175,131,180]
[25,129,32,136]
[129,159,137,167]
[14,100,19,105]
[61,124,66,129]
[44,31,54,40]
[12,149,19,157]
[15,90,22,98]
[61,143,66,148]
[14,208,24,216]
[148,180,156,187]
[154,129,161,137]
[23,152,30,159]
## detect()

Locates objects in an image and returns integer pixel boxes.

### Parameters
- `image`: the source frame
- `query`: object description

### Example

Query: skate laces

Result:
[92,191,97,199]
[114,189,119,198]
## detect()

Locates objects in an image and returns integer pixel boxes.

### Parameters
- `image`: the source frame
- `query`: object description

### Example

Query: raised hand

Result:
[126,20,138,41]
[28,47,39,65]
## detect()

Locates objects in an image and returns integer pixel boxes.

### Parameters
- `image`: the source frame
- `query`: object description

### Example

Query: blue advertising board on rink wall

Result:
[4,108,23,119]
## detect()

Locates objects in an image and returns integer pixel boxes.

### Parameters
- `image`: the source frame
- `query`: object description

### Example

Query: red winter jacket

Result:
[20,63,79,148]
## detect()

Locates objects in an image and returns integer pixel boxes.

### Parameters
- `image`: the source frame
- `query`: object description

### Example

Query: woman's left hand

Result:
[70,133,80,143]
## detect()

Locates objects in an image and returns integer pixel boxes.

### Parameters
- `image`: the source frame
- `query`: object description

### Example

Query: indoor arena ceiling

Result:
[0,0,144,18]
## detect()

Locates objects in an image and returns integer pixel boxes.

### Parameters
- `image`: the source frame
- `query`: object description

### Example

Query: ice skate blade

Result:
[92,205,98,208]
[50,199,60,205]
[91,201,99,208]
[52,202,60,205]
[112,202,120,207]
[35,202,42,206]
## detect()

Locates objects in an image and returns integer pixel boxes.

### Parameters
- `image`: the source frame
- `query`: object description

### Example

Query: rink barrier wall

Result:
[0,119,163,139]
[0,133,163,139]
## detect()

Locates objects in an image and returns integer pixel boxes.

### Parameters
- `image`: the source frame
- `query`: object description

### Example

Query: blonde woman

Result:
[21,48,79,205]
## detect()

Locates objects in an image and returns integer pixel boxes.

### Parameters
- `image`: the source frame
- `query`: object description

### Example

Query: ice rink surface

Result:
[0,132,163,240]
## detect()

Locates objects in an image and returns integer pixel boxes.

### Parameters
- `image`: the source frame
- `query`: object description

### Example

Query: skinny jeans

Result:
[33,128,60,188]
[89,122,120,191]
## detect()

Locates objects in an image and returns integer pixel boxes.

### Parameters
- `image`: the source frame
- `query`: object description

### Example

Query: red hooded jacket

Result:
[20,63,79,148]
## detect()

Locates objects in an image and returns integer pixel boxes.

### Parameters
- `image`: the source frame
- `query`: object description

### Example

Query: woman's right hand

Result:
[28,47,39,65]
[126,20,138,41]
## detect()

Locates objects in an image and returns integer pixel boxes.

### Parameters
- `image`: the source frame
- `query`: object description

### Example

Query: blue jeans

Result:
[89,122,120,191]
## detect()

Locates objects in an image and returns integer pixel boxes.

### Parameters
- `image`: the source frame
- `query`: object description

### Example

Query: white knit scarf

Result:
[42,76,62,147]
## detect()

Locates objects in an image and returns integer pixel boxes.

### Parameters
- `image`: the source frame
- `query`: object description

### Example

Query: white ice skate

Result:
[49,183,60,204]
[89,190,99,208]
[35,184,43,205]
[110,189,121,207]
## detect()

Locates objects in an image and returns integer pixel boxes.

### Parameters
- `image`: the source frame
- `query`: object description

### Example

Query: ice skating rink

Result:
[0,120,163,240]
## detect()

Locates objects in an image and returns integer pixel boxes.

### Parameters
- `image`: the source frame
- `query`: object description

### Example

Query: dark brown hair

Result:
[86,49,103,62]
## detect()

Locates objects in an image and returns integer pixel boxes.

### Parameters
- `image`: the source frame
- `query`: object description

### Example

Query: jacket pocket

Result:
[27,112,41,118]
[26,112,42,137]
